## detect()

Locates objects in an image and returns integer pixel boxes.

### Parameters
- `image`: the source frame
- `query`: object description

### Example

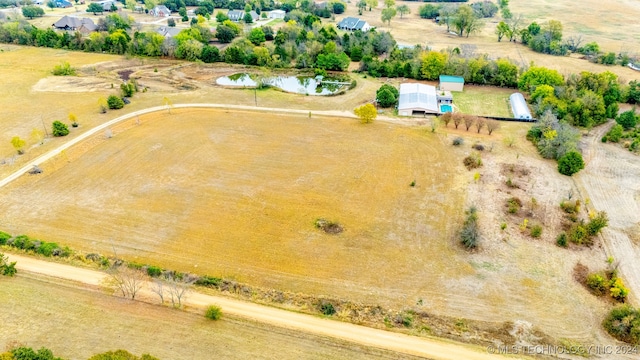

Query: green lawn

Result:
[453,85,514,117]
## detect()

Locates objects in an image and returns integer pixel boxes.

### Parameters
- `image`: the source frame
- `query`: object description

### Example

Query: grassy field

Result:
[0,108,467,308]
[0,106,615,345]
[452,85,513,117]
[0,275,418,360]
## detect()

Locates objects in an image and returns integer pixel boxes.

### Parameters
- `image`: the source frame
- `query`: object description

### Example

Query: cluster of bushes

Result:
[522,68,621,127]
[556,209,608,247]
[586,269,629,302]
[463,152,482,170]
[459,206,479,249]
[0,347,159,360]
[604,305,640,344]
[526,111,584,176]
[603,109,640,150]
[0,251,16,276]
[0,231,70,258]
[375,84,399,108]
[51,61,76,76]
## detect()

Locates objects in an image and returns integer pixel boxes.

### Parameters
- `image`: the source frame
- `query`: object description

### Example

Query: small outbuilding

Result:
[439,75,465,92]
[510,93,533,120]
[269,9,286,19]
[398,83,439,116]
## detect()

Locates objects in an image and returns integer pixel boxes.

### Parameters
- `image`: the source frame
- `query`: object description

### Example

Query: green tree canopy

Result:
[557,151,584,176]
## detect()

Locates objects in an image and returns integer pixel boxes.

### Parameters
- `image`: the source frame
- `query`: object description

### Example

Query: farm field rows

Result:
[0,275,417,360]
[0,106,617,346]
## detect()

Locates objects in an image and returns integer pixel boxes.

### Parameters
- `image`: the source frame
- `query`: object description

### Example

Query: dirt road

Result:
[5,254,519,360]
[575,123,640,305]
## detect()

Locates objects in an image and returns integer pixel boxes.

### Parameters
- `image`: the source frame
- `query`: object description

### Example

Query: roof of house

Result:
[227,10,258,21]
[156,26,181,37]
[337,17,368,30]
[153,5,171,13]
[53,15,96,31]
[228,10,244,20]
[439,75,465,83]
[270,9,285,14]
[398,83,439,113]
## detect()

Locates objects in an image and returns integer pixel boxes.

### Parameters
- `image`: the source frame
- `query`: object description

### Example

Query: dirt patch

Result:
[32,76,113,93]
[315,219,344,234]
[118,70,134,81]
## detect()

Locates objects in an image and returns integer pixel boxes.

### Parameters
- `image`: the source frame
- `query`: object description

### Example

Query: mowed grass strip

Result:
[0,108,467,307]
[0,275,421,360]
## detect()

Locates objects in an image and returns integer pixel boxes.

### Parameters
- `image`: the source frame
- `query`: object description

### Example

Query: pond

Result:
[215,73,349,95]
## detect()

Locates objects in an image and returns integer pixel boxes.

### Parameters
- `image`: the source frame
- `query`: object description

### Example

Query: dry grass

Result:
[0,107,617,346]
[0,275,418,360]
[452,85,513,117]
[1,108,467,309]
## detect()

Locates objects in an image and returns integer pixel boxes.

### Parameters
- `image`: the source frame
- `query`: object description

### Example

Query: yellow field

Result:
[0,275,415,360]
[0,108,467,307]
[0,107,614,345]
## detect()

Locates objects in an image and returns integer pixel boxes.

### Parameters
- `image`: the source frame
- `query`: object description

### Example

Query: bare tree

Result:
[464,115,475,131]
[506,14,523,42]
[486,119,501,135]
[452,113,463,129]
[475,117,486,133]
[150,278,166,304]
[167,276,194,308]
[440,112,453,127]
[107,266,147,300]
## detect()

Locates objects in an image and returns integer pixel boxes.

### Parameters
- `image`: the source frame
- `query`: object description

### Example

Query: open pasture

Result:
[0,108,615,344]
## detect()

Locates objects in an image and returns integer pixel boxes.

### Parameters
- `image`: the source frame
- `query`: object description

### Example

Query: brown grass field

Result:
[0,106,617,345]
[0,275,418,360]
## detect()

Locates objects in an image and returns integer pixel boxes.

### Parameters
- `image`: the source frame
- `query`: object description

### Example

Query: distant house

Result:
[93,0,119,12]
[55,0,73,8]
[337,17,371,32]
[228,10,259,22]
[268,9,285,19]
[53,15,97,33]
[156,26,181,38]
[151,5,172,17]
[314,1,328,9]
[439,75,465,92]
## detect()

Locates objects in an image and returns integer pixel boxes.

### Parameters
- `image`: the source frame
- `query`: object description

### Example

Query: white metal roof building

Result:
[509,92,532,120]
[398,83,439,116]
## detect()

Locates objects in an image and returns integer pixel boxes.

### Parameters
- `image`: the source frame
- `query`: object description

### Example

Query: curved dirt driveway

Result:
[575,123,640,305]
[6,254,518,360]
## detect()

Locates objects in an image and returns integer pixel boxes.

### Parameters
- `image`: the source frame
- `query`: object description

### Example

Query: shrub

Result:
[557,151,585,176]
[52,61,76,76]
[463,152,482,170]
[616,110,638,130]
[472,143,485,151]
[37,242,60,257]
[568,223,588,245]
[52,121,69,137]
[195,275,222,288]
[610,277,630,301]
[0,231,11,245]
[460,206,479,249]
[205,305,223,320]
[318,301,336,315]
[452,137,464,146]
[560,200,580,214]
[107,95,125,110]
[606,124,624,143]
[314,218,344,234]
[146,265,162,277]
[586,211,608,236]
[120,80,137,98]
[530,224,542,238]
[586,273,608,296]
[375,84,399,108]
[603,305,640,344]
[506,197,522,214]
[556,232,567,247]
